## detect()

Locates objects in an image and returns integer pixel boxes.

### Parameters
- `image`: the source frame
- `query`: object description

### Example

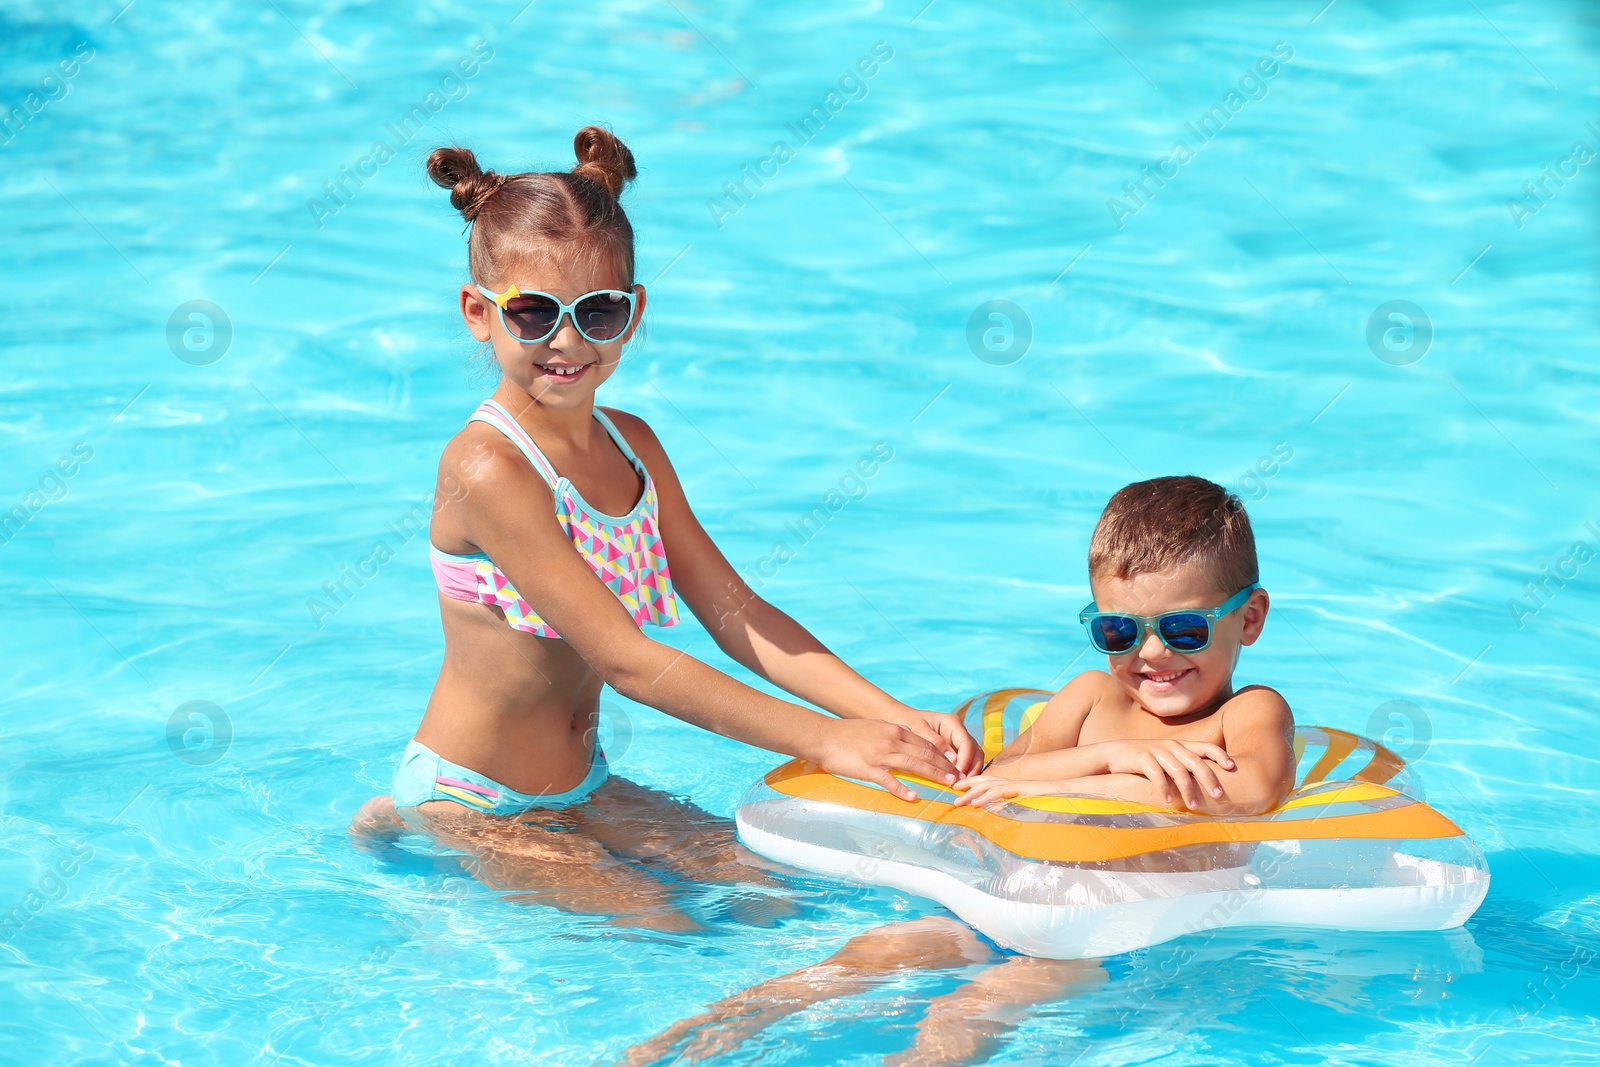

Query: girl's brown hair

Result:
[427,125,639,287]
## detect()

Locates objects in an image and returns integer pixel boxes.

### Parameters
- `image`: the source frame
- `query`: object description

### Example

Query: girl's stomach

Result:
[415,593,607,796]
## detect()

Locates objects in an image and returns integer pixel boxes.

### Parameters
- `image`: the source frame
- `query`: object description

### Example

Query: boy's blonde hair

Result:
[1088,476,1258,595]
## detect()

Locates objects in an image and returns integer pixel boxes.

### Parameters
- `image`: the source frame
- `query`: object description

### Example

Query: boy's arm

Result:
[1028,687,1295,816]
[980,672,1109,780]
[1211,685,1297,814]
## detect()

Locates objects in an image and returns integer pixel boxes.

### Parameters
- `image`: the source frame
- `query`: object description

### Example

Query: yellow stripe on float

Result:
[979,688,1052,762]
[1018,700,1048,735]
[760,759,1465,863]
[1013,794,1163,815]
[1354,740,1408,786]
[982,721,1007,762]
[1277,781,1399,809]
[1302,729,1360,786]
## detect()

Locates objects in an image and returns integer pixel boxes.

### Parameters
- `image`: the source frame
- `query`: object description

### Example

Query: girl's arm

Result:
[615,411,981,775]
[455,432,960,801]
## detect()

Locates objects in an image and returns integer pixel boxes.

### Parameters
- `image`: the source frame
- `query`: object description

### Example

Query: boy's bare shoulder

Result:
[1220,685,1294,746]
[1043,670,1123,713]
[1042,670,1127,722]
[1055,669,1119,698]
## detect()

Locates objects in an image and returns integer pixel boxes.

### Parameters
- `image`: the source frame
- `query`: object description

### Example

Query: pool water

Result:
[3,0,1598,1063]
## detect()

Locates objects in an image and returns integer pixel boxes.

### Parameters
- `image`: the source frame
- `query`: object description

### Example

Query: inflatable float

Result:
[735,687,1489,959]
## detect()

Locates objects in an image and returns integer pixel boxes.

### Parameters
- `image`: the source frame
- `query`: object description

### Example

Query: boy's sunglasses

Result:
[1079,583,1261,655]
[476,284,638,345]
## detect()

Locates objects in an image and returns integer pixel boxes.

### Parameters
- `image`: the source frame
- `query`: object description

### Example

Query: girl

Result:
[351,126,980,932]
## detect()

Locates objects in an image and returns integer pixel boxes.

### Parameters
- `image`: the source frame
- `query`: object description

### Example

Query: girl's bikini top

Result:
[428,399,680,639]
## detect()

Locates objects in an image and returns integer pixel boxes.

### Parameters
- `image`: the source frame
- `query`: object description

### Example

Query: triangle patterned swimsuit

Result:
[428,399,680,638]
[392,399,679,817]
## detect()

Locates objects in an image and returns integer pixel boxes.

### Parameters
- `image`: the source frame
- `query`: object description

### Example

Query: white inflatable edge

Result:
[736,816,1490,960]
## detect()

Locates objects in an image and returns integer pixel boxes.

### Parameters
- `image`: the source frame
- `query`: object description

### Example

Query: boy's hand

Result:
[1103,739,1235,810]
[950,773,1051,809]
[888,708,983,778]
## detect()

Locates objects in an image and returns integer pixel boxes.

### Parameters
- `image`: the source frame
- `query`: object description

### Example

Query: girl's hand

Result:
[951,773,1049,809]
[888,708,984,778]
[1102,739,1235,810]
[812,719,961,802]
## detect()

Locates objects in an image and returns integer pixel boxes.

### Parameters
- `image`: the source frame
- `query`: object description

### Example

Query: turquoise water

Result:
[3,0,1598,1063]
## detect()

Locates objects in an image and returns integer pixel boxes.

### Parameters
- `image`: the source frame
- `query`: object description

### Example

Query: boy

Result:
[616,476,1297,1067]
[955,474,1296,815]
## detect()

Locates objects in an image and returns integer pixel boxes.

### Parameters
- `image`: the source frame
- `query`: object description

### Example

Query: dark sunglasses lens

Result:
[1090,616,1139,653]
[1158,614,1210,651]
[574,292,632,340]
[502,294,560,340]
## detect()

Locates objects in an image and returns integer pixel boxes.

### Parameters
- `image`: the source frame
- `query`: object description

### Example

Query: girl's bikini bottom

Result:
[392,735,609,817]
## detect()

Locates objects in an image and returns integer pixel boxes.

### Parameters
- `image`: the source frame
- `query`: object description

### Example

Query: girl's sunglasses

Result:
[476,284,638,345]
[1079,583,1261,655]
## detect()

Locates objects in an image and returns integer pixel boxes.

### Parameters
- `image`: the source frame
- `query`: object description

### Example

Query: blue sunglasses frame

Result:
[475,283,638,345]
[1078,583,1262,655]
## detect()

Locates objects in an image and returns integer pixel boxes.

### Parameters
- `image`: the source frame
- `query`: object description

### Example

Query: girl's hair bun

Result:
[427,146,506,223]
[570,126,637,199]
[430,130,640,287]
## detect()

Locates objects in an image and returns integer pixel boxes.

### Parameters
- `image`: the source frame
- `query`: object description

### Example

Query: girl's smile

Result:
[535,360,595,382]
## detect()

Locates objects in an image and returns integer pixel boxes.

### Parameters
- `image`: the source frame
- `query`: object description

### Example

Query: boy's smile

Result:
[1089,561,1269,720]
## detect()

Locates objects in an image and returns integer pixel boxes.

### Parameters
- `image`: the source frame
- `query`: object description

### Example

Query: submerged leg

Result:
[402,799,704,934]
[574,776,801,926]
[575,776,792,886]
[612,916,1001,1067]
[885,954,1106,1067]
[347,794,406,850]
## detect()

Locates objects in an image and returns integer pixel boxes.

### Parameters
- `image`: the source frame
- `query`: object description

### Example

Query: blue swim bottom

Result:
[392,735,609,817]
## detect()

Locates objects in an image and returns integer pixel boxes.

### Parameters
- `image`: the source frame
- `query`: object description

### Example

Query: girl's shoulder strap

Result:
[466,400,560,488]
[591,407,643,467]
